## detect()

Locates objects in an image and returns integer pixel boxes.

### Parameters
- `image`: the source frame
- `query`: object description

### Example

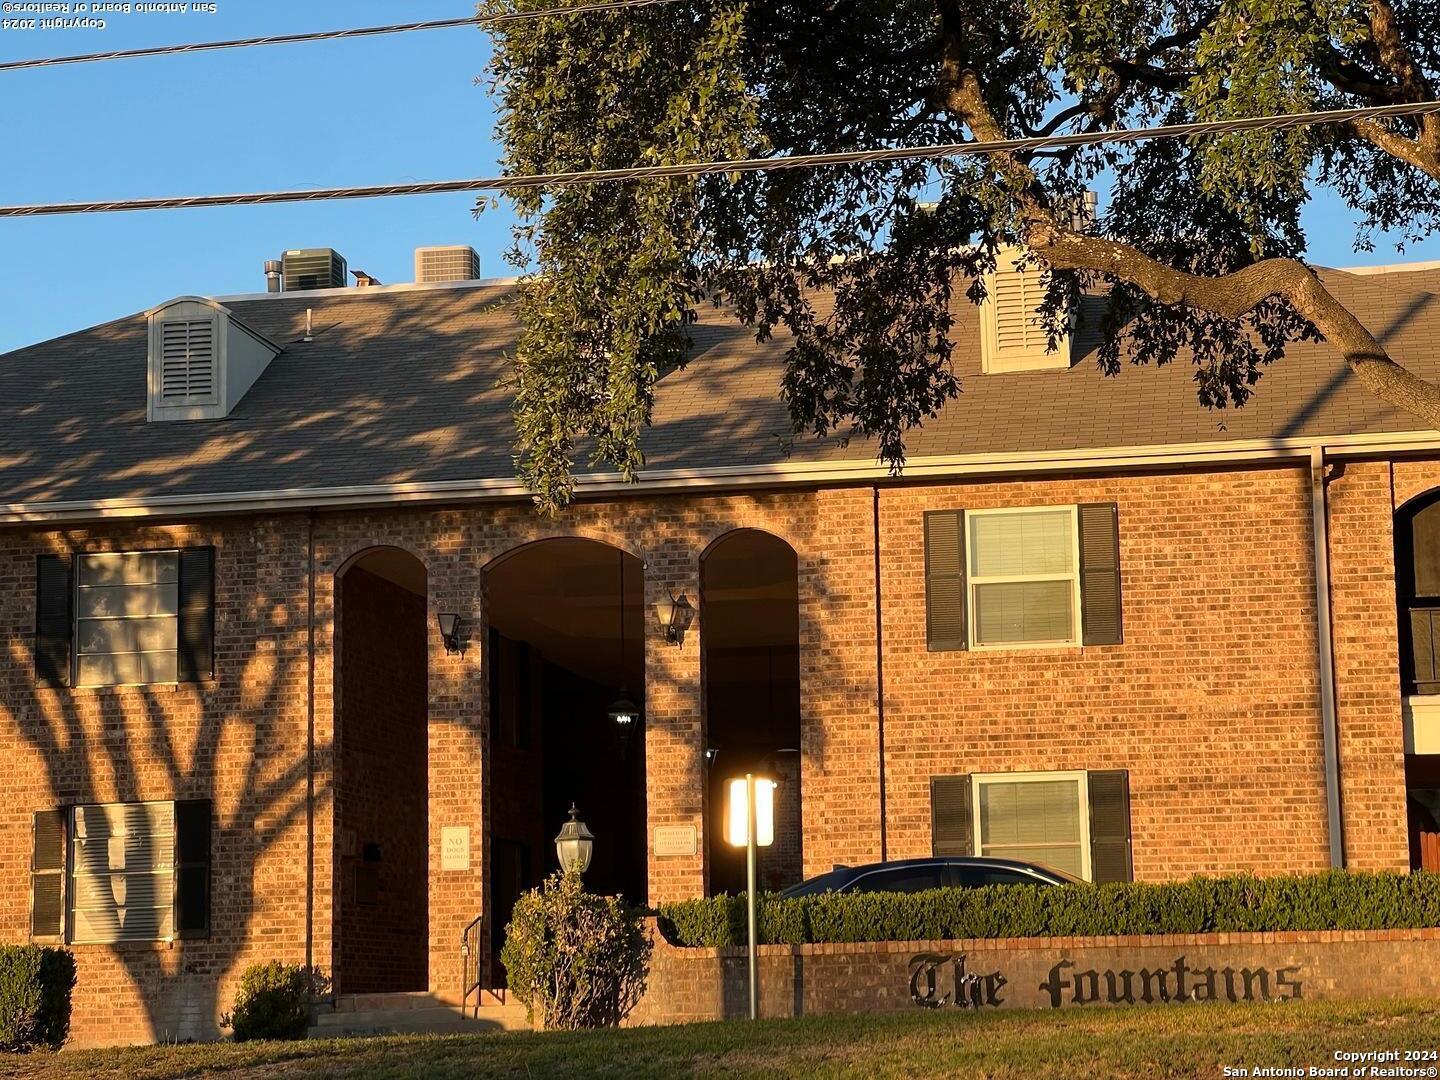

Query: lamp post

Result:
[725,772,776,1020]
[554,804,594,874]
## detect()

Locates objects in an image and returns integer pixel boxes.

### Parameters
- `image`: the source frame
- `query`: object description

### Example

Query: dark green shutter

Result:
[177,547,215,682]
[924,511,967,650]
[35,555,73,688]
[31,809,66,941]
[931,775,973,856]
[175,799,211,939]
[1088,770,1133,882]
[1079,503,1123,645]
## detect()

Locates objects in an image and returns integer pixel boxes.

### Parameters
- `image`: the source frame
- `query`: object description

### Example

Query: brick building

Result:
[3,248,1440,1045]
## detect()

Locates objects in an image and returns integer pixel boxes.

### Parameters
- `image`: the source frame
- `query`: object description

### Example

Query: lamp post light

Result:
[725,772,777,1020]
[554,804,594,875]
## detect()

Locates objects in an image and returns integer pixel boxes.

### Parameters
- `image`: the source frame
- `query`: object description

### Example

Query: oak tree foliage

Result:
[479,0,1440,512]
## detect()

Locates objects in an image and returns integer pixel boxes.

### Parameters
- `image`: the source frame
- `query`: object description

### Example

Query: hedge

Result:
[0,945,76,1052]
[656,870,1440,947]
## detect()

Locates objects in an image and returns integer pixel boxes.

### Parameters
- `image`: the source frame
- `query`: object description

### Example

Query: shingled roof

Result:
[3,263,1440,514]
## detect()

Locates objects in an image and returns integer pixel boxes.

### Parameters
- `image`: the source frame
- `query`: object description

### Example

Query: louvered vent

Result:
[281,248,348,292]
[981,250,1072,373]
[415,245,481,284]
[160,319,217,403]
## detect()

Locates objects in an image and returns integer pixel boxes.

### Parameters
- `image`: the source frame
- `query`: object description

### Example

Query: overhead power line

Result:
[2,100,1437,218]
[0,0,690,72]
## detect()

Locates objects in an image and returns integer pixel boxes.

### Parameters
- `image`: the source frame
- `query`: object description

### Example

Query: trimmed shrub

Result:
[221,962,328,1042]
[503,870,652,1029]
[0,945,76,1052]
[657,870,1440,947]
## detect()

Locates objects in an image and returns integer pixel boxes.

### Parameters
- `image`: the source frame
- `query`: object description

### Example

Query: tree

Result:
[479,0,1440,512]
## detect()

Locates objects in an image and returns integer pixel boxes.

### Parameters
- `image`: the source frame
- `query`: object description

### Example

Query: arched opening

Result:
[701,529,802,895]
[334,546,429,994]
[485,538,647,982]
[1397,493,1440,871]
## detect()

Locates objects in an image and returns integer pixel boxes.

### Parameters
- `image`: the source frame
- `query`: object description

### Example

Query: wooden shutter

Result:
[31,809,66,942]
[177,547,215,682]
[1087,770,1133,882]
[924,511,967,650]
[35,555,73,688]
[1079,503,1123,646]
[174,799,211,939]
[930,775,974,856]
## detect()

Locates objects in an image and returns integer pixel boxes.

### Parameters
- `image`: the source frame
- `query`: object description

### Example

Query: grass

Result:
[1,999,1438,1080]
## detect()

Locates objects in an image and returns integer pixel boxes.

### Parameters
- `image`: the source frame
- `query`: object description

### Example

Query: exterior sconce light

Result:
[653,591,695,645]
[703,746,720,768]
[609,688,641,756]
[554,803,594,874]
[436,612,463,654]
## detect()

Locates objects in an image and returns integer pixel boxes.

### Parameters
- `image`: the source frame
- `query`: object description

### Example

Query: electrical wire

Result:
[1,99,1437,217]
[0,0,690,72]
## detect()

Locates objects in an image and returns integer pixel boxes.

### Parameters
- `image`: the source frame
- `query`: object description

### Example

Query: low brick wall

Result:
[628,926,1440,1024]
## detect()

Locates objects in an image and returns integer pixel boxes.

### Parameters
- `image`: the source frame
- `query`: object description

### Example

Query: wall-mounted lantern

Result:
[703,745,720,768]
[653,591,695,645]
[436,612,464,654]
[554,803,594,874]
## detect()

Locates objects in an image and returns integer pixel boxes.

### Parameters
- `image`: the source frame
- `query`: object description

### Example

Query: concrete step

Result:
[311,998,530,1038]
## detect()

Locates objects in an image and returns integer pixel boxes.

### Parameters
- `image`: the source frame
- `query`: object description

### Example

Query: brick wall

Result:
[335,566,428,995]
[0,458,1428,1046]
[629,925,1440,1025]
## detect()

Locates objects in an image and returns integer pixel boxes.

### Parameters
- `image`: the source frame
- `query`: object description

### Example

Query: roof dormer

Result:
[145,297,280,422]
[979,247,1074,374]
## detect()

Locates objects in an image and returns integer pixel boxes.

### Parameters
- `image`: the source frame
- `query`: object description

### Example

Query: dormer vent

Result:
[979,246,1073,374]
[146,297,281,423]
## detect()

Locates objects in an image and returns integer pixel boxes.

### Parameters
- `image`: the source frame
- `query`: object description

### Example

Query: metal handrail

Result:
[460,914,484,1018]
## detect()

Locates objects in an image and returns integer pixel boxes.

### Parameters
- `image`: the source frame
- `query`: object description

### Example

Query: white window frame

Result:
[964,505,1082,650]
[972,770,1091,881]
[66,800,177,946]
[73,549,182,689]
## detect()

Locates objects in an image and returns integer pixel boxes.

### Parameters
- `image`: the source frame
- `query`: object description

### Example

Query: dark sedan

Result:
[777,856,1079,898]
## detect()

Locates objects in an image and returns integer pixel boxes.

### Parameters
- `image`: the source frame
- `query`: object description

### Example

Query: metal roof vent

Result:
[281,248,348,292]
[415,245,481,284]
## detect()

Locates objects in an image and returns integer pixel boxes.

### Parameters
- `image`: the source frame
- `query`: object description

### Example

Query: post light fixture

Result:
[436,612,463,654]
[703,745,720,768]
[724,772,777,1020]
[554,803,594,874]
[653,590,696,645]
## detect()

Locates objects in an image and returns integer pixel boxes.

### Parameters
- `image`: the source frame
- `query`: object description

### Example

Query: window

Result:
[973,771,1089,880]
[929,770,1134,883]
[923,505,1121,651]
[76,551,180,687]
[967,507,1080,647]
[29,800,211,945]
[34,548,214,689]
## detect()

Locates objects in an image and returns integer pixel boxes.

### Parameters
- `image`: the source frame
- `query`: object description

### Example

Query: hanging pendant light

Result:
[608,552,641,748]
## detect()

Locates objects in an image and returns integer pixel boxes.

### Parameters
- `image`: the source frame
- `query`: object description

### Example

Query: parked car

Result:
[777,856,1079,898]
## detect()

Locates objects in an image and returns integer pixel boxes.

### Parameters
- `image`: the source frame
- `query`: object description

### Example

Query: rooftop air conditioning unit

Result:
[281,248,348,292]
[415,245,481,284]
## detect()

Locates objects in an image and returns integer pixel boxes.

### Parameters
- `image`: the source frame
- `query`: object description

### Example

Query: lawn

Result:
[2,999,1438,1080]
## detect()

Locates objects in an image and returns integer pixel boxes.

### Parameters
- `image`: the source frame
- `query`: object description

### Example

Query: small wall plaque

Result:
[441,826,470,871]
[653,824,698,857]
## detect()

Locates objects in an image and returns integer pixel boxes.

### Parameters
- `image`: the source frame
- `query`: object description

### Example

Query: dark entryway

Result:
[701,530,802,895]
[1393,493,1440,871]
[334,547,429,995]
[485,538,647,984]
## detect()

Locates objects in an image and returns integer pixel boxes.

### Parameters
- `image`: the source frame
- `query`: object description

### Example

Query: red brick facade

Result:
[0,460,1423,1046]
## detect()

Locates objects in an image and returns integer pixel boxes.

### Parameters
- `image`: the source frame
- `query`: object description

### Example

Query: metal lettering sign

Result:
[441,826,470,871]
[653,825,699,857]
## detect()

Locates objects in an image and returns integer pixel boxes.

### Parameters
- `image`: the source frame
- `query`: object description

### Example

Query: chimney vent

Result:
[281,248,348,292]
[264,260,283,294]
[351,269,382,288]
[414,245,481,284]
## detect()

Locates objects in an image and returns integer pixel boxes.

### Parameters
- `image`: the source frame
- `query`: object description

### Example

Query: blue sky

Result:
[2,1,1438,354]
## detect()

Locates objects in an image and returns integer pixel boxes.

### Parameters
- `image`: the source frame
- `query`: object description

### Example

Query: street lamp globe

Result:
[554,803,595,874]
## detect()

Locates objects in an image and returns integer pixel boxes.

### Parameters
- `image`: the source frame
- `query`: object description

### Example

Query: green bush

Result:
[657,870,1440,947]
[502,870,652,1029]
[221,961,328,1042]
[0,945,76,1052]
